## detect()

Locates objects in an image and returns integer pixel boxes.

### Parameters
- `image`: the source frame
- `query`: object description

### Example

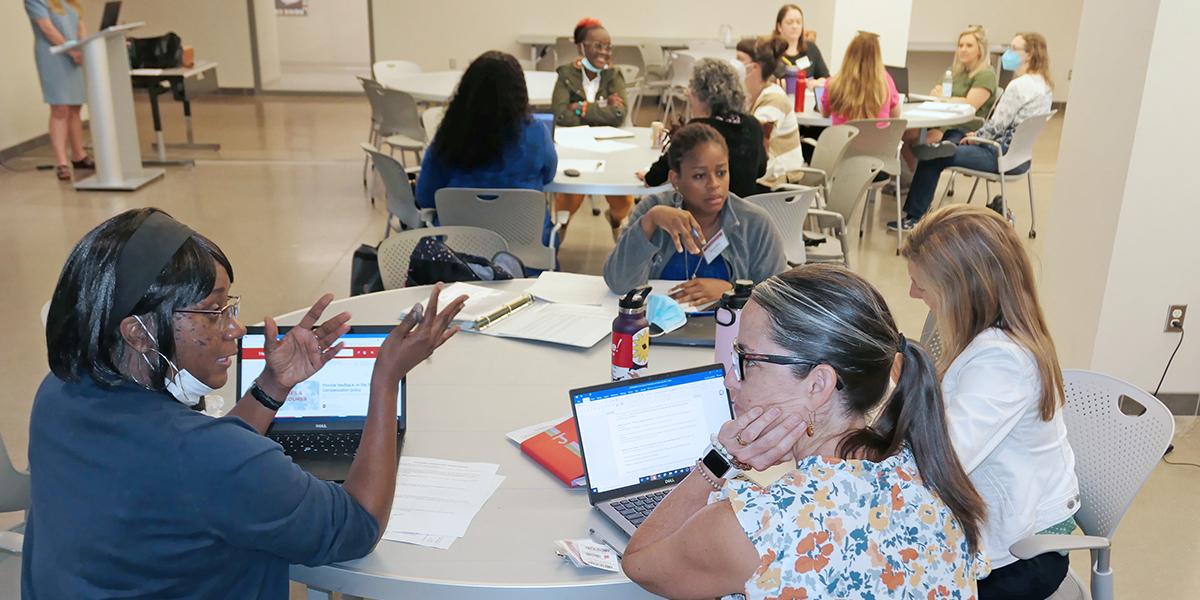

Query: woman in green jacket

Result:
[551,17,634,239]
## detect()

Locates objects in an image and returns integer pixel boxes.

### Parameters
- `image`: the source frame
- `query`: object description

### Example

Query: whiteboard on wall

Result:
[828,0,913,71]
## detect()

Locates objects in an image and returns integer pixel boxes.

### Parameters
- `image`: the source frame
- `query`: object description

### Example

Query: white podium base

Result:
[73,168,164,191]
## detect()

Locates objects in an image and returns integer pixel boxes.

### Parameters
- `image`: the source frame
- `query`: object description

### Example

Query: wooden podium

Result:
[51,23,163,191]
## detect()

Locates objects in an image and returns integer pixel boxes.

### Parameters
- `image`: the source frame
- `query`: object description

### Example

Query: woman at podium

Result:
[25,0,94,181]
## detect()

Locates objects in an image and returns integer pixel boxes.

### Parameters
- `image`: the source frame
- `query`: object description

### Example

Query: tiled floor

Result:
[1,93,1196,598]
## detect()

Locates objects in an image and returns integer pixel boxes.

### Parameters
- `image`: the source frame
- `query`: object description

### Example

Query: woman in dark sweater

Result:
[775,3,829,83]
[640,58,767,198]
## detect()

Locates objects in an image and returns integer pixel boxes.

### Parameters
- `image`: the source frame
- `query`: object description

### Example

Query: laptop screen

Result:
[570,365,732,502]
[532,111,555,141]
[237,326,404,432]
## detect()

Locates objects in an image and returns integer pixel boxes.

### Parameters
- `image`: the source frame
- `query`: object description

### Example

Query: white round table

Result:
[793,101,976,129]
[545,127,672,197]
[379,70,559,106]
[280,280,710,599]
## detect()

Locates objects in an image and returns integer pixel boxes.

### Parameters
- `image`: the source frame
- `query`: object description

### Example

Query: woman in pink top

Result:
[821,31,901,125]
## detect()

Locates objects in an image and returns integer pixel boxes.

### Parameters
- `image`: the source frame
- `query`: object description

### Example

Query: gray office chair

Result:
[778,124,859,201]
[0,431,30,554]
[1010,370,1175,600]
[361,143,433,237]
[937,111,1056,238]
[943,85,1004,199]
[803,155,884,268]
[843,118,907,254]
[358,77,384,189]
[918,311,945,365]
[434,188,568,272]
[376,226,509,290]
[745,187,820,266]
[370,87,427,168]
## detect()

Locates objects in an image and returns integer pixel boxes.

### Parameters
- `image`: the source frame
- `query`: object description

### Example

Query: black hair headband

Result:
[108,212,195,331]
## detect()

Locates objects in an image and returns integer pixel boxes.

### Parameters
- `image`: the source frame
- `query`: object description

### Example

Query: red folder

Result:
[520,417,586,487]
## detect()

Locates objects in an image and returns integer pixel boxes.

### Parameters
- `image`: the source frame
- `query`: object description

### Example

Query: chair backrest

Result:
[372,60,420,83]
[998,110,1055,172]
[611,46,643,74]
[666,53,696,88]
[421,105,445,144]
[844,118,908,176]
[359,76,384,125]
[361,143,422,230]
[377,226,509,290]
[622,87,640,127]
[985,85,1005,120]
[555,36,578,66]
[688,39,725,51]
[434,188,552,270]
[373,87,425,142]
[745,187,819,265]
[808,124,860,180]
[918,311,944,365]
[639,43,666,69]
[1061,370,1175,540]
[0,431,30,514]
[824,155,884,222]
[614,64,641,87]
[997,67,1014,89]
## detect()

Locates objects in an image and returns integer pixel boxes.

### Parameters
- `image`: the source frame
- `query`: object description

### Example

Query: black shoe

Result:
[913,141,957,161]
[987,196,1016,226]
[887,218,918,232]
[803,232,827,247]
[71,155,95,170]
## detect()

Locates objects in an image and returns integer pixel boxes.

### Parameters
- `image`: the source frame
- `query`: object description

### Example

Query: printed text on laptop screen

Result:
[573,367,730,494]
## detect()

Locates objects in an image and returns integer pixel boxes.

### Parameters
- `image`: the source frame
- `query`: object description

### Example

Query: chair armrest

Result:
[800,137,819,148]
[963,136,1003,155]
[808,208,845,230]
[1010,534,1110,559]
[419,208,436,228]
[770,182,817,192]
[555,210,571,226]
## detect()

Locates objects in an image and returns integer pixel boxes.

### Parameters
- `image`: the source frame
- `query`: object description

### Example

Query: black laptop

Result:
[238,325,405,482]
[99,1,121,30]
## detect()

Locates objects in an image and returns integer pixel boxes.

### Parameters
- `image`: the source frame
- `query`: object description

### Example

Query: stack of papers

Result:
[383,457,505,549]
[409,282,526,323]
[555,126,638,153]
[555,538,621,572]
[526,272,615,307]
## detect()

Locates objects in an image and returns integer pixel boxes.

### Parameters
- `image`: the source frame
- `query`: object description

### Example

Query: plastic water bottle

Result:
[941,69,953,98]
[612,287,651,381]
[714,280,754,376]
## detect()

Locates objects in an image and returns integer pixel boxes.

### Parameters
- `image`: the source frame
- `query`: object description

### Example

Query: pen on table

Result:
[588,528,624,558]
[595,161,603,171]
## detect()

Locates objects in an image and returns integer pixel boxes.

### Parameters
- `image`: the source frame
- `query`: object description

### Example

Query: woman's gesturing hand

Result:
[373,284,469,385]
[716,406,809,471]
[642,205,705,254]
[261,293,351,391]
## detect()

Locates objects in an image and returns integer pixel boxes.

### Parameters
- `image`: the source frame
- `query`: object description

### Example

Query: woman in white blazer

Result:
[901,204,1080,600]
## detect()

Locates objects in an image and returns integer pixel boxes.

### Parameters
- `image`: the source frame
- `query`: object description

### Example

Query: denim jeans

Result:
[903,130,1030,221]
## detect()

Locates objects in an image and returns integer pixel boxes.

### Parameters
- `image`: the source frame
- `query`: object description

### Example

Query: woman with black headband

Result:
[25,208,467,598]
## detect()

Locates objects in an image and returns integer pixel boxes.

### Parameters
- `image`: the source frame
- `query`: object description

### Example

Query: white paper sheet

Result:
[647,279,717,313]
[526,272,615,306]
[403,282,523,323]
[383,531,457,549]
[384,457,505,540]
[506,416,569,445]
[554,126,637,153]
[478,303,613,348]
[588,126,635,140]
[557,159,607,174]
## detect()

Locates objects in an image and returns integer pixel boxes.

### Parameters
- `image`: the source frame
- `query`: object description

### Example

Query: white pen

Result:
[588,528,624,558]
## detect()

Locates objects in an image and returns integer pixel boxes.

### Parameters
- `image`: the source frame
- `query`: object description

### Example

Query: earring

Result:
[806,410,817,437]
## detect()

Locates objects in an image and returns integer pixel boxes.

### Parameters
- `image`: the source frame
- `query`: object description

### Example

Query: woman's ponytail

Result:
[888,339,986,553]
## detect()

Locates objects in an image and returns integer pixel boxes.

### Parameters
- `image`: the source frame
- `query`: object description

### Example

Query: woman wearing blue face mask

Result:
[890,32,1053,232]
[27,208,468,598]
[551,17,634,238]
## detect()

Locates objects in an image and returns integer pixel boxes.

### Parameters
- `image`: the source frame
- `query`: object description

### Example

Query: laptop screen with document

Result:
[237,325,404,432]
[570,364,732,503]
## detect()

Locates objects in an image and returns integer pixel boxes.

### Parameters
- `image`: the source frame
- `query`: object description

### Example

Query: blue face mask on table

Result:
[647,294,687,335]
[1001,49,1023,71]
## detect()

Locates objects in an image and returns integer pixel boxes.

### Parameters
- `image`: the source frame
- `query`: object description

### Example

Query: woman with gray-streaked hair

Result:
[640,58,768,198]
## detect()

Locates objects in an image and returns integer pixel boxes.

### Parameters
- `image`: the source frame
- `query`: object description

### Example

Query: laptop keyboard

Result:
[274,431,362,457]
[612,489,672,527]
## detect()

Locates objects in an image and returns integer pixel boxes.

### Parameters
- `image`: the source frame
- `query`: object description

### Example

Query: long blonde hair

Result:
[952,25,989,78]
[47,0,83,15]
[828,32,888,122]
[901,205,1065,422]
[1017,32,1054,90]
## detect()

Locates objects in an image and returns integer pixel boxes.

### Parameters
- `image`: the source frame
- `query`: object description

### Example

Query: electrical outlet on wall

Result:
[449,58,457,69]
[1165,305,1187,333]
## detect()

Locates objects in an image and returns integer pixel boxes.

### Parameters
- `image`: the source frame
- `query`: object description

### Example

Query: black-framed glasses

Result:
[175,295,240,326]
[731,341,844,389]
[581,41,613,53]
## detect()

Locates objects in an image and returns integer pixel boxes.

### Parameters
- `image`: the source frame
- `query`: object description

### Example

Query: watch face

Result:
[703,448,731,479]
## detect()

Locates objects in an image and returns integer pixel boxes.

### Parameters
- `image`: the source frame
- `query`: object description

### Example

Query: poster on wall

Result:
[276,0,308,16]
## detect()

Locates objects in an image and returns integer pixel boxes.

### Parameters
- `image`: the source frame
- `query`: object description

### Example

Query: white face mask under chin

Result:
[134,315,218,407]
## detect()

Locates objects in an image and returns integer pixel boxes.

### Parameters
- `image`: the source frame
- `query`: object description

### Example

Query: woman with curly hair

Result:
[416,51,558,241]
[640,58,768,198]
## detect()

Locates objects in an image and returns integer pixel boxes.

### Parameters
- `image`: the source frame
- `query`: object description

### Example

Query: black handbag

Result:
[405,236,523,287]
[350,244,385,297]
[127,32,183,69]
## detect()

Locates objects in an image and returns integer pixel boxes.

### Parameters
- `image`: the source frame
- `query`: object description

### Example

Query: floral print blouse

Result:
[715,448,989,599]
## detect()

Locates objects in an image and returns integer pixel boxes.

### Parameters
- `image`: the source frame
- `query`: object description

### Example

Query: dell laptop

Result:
[569,364,733,536]
[238,325,405,482]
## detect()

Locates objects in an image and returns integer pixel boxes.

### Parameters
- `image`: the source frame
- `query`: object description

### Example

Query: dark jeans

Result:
[979,552,1070,600]
[903,129,1030,221]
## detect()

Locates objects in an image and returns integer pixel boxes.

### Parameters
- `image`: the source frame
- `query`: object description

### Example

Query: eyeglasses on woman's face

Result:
[730,341,844,390]
[174,295,240,327]
[581,41,613,53]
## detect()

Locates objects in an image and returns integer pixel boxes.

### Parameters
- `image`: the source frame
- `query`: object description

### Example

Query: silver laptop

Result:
[569,364,733,536]
[238,325,405,482]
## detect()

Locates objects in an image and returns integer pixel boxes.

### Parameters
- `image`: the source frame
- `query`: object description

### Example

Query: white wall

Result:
[82,0,256,88]
[1041,0,1199,394]
[275,0,369,66]
[0,2,50,151]
[828,0,912,72]
[909,0,1082,101]
[255,0,282,86]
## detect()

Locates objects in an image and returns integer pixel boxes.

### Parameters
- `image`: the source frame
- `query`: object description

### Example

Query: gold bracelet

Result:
[694,459,723,491]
